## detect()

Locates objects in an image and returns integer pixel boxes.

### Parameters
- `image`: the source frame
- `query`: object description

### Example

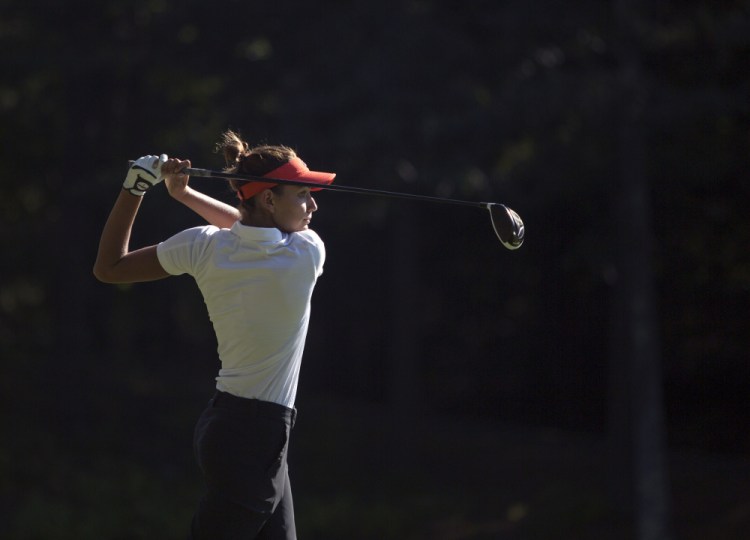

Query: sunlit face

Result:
[270,185,319,233]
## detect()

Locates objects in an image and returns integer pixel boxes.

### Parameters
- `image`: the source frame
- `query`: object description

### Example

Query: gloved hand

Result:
[123,154,168,196]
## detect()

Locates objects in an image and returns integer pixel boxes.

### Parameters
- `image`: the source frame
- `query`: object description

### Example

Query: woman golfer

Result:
[93,131,335,540]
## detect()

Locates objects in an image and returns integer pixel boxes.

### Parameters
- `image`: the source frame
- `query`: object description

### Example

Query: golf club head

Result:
[487,203,525,250]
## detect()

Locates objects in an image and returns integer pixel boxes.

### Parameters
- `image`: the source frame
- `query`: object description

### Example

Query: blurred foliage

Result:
[1,0,748,538]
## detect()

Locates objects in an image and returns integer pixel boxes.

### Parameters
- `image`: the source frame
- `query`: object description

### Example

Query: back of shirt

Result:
[157,222,325,408]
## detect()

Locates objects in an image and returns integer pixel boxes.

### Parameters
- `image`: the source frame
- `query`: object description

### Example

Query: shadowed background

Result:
[1,1,748,539]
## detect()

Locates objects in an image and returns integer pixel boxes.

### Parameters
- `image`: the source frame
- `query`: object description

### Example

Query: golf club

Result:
[128,162,525,249]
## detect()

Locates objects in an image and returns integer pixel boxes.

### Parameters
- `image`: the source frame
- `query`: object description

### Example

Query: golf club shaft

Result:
[126,161,523,248]
[182,166,486,209]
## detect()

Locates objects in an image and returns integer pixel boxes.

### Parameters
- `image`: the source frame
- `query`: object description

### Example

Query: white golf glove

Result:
[123,154,168,196]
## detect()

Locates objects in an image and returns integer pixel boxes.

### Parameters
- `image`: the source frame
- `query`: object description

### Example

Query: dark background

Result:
[1,1,748,538]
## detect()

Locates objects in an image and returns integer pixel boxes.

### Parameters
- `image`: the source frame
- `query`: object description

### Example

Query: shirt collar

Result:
[230,221,287,243]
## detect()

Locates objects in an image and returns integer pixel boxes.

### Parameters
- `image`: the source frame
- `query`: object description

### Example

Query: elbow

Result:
[92,266,108,283]
[93,263,116,283]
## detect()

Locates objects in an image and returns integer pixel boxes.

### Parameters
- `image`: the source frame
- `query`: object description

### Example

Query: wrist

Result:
[170,185,193,202]
[122,186,147,197]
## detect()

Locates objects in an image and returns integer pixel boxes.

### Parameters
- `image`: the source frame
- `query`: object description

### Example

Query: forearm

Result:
[95,189,141,273]
[172,186,241,228]
[93,190,168,283]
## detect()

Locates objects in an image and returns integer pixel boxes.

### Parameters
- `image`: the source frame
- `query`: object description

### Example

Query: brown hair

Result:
[215,130,297,208]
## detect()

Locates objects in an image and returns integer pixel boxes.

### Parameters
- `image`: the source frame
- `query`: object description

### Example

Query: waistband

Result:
[209,391,297,427]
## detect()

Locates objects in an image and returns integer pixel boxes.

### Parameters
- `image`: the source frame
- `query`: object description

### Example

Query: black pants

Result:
[190,391,297,540]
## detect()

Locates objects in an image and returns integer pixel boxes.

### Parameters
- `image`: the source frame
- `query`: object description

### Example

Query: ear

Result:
[258,189,276,213]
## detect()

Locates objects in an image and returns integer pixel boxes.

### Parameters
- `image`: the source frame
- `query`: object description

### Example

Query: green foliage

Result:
[1,0,748,537]
[7,450,195,539]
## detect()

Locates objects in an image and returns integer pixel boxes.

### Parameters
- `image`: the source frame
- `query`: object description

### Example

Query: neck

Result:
[241,207,277,229]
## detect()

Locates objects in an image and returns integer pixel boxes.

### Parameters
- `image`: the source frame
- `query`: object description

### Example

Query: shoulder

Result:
[293,229,325,258]
[294,229,324,248]
[157,225,224,258]
[162,225,222,246]
[294,229,326,275]
[156,225,231,276]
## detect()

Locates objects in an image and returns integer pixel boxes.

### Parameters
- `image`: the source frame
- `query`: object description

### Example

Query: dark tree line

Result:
[1,1,748,538]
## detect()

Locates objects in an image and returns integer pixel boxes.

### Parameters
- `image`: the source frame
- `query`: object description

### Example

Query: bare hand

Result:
[162,158,192,200]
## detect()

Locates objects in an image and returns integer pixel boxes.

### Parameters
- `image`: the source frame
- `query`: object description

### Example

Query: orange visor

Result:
[237,157,336,200]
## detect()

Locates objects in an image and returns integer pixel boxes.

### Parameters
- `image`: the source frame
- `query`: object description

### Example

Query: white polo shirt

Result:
[156,221,325,408]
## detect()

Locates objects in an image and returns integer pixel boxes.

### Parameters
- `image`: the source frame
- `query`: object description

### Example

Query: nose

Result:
[308,194,318,212]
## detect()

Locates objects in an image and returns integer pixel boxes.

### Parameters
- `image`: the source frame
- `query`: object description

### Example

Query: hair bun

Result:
[215,130,249,169]
[235,151,251,173]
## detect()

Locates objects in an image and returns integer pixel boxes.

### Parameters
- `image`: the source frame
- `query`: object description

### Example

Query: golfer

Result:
[93,130,335,540]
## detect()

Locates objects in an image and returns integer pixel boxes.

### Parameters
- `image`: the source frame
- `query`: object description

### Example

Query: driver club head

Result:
[487,203,525,250]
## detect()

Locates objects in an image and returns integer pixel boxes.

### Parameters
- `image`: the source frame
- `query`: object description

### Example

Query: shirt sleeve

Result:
[156,225,218,276]
[298,229,326,277]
